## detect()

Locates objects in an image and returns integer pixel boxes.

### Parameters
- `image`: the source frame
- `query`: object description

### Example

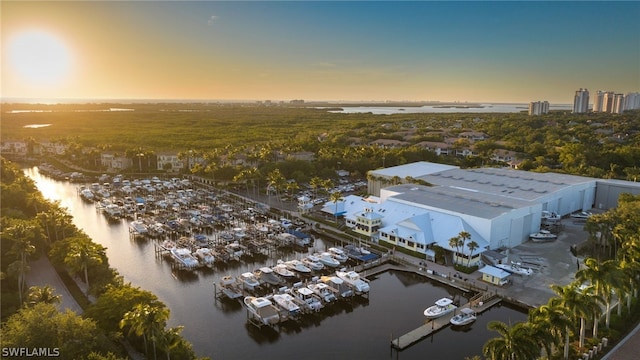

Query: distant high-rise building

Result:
[602,92,615,113]
[528,101,549,116]
[573,88,589,113]
[612,94,625,114]
[593,90,605,112]
[624,92,640,110]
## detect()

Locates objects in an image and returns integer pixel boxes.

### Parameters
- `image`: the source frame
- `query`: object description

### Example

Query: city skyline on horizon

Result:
[2,1,639,104]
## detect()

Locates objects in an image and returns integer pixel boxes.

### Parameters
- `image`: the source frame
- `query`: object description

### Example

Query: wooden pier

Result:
[390,294,501,350]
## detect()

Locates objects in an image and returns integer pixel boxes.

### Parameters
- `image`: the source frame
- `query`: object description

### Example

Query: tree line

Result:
[0,158,207,360]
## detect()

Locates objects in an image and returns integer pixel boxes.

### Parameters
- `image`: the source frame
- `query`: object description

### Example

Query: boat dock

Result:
[390,293,501,350]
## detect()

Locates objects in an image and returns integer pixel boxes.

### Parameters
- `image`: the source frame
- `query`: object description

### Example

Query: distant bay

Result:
[328,103,573,114]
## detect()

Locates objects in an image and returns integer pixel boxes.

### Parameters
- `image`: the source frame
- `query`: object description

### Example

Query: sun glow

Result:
[7,30,73,87]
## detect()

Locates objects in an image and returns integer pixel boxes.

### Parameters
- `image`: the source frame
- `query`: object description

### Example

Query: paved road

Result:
[25,255,83,314]
[600,322,640,360]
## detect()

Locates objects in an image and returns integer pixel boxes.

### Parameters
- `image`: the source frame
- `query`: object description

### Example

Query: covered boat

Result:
[450,308,477,326]
[244,296,280,326]
[336,270,370,294]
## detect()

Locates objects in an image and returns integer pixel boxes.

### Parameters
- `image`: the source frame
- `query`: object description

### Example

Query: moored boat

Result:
[320,275,353,299]
[170,248,200,270]
[256,267,284,286]
[240,272,261,291]
[307,282,338,303]
[328,247,348,263]
[244,296,280,326]
[336,270,370,294]
[194,248,215,267]
[272,293,301,318]
[301,255,325,271]
[423,297,457,319]
[450,308,477,326]
[284,259,312,274]
[317,252,341,268]
[219,275,243,300]
[272,263,296,279]
[291,286,323,312]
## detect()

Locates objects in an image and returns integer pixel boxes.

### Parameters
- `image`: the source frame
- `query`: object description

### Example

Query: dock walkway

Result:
[391,296,501,350]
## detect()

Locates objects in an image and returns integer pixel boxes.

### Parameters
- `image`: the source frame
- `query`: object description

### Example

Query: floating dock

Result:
[391,295,501,350]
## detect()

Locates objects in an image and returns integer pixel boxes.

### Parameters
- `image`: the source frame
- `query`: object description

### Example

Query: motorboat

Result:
[336,270,370,294]
[272,293,301,317]
[244,296,280,326]
[495,261,533,276]
[529,230,557,242]
[161,239,176,250]
[320,275,353,299]
[272,263,296,279]
[291,286,323,312]
[284,259,312,274]
[256,267,284,286]
[80,188,95,202]
[301,255,325,271]
[240,272,261,291]
[307,282,338,303]
[541,210,561,224]
[170,248,200,270]
[450,308,477,326]
[219,276,243,300]
[129,220,148,236]
[423,297,457,319]
[570,211,592,220]
[194,248,215,267]
[317,252,341,268]
[328,247,349,263]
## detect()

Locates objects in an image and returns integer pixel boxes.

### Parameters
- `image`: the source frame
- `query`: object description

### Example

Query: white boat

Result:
[301,255,325,271]
[272,293,301,317]
[423,297,457,319]
[219,276,243,300]
[336,270,370,294]
[244,296,280,326]
[307,282,337,303]
[129,220,148,236]
[570,211,592,220]
[450,308,477,326]
[529,229,557,242]
[240,272,261,291]
[328,247,349,263]
[161,239,176,250]
[291,287,323,312]
[256,267,284,286]
[541,210,561,224]
[320,275,353,299]
[194,248,215,267]
[170,248,200,270]
[495,261,534,276]
[284,259,312,274]
[272,263,296,278]
[80,188,95,202]
[317,252,341,268]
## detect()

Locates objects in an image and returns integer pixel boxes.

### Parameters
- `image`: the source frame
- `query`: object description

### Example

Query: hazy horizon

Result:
[2,1,639,104]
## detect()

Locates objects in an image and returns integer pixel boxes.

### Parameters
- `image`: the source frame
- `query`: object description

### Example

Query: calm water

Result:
[329,103,572,114]
[25,167,527,359]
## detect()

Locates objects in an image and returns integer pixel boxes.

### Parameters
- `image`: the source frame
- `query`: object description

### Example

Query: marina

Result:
[24,166,530,359]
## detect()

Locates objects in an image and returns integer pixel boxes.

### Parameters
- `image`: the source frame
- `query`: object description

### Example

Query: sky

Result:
[1,1,639,104]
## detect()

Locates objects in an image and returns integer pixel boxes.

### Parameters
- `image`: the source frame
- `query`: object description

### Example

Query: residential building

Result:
[602,91,615,113]
[528,101,549,115]
[593,90,605,112]
[624,92,640,110]
[573,88,589,113]
[613,93,625,114]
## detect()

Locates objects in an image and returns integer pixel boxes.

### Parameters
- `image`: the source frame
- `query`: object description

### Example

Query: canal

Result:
[24,167,528,359]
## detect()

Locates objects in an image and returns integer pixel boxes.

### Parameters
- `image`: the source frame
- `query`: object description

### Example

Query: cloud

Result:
[207,15,218,26]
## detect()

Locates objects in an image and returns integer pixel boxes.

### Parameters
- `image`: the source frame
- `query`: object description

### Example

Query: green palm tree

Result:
[157,326,184,360]
[448,235,461,265]
[576,258,624,331]
[329,191,343,223]
[120,303,170,360]
[483,320,538,360]
[64,237,104,295]
[5,220,38,304]
[552,282,602,351]
[27,285,62,306]
[529,298,573,359]
[466,240,479,267]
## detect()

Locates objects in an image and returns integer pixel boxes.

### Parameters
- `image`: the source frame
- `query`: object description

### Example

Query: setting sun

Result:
[7,30,73,87]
